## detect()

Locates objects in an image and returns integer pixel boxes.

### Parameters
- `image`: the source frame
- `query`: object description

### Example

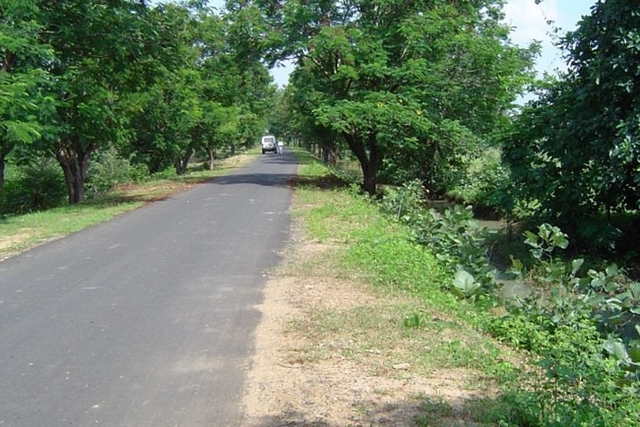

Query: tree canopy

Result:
[255,0,537,194]
[0,0,51,211]
[504,0,640,244]
[0,0,276,210]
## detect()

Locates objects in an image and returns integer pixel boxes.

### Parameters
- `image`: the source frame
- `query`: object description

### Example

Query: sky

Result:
[503,0,595,76]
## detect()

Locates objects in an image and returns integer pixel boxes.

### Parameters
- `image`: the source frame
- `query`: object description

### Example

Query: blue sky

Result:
[504,0,596,76]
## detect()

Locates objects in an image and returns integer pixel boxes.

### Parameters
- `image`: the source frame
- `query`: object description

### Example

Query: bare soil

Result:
[242,216,494,426]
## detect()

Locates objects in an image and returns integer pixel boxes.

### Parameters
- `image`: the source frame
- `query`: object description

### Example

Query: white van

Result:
[261,135,277,154]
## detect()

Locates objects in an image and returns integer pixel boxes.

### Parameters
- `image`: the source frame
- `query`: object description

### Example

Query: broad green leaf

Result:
[604,339,632,365]
[570,258,584,276]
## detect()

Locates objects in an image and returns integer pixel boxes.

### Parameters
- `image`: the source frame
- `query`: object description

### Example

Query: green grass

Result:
[0,203,138,257]
[289,149,523,425]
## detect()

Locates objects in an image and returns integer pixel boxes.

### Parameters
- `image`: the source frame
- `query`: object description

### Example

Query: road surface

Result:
[0,151,297,426]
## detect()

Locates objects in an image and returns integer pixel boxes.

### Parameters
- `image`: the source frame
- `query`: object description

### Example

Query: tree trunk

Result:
[174,146,193,176]
[344,131,383,196]
[207,149,216,171]
[321,146,338,166]
[57,143,92,204]
[148,156,163,175]
[0,152,5,214]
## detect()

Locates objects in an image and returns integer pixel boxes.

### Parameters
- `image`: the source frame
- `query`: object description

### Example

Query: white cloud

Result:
[504,0,558,46]
[504,0,570,75]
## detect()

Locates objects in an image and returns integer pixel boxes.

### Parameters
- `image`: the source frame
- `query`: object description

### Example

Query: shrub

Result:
[490,223,640,425]
[2,158,67,214]
[447,147,514,219]
[380,179,425,220]
[380,181,496,299]
[86,145,147,196]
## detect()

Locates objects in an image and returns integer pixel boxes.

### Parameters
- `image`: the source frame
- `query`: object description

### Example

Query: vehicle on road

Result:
[261,135,277,154]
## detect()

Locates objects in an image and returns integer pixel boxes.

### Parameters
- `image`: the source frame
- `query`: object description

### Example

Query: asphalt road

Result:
[0,150,298,426]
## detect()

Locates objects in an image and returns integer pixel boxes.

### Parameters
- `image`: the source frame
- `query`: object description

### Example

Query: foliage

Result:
[378,177,640,423]
[508,224,640,344]
[379,179,426,221]
[488,223,640,425]
[32,0,154,204]
[410,205,494,292]
[0,0,52,212]
[85,145,146,196]
[261,0,537,194]
[503,0,640,250]
[2,157,66,214]
[0,0,276,207]
[380,181,495,299]
[446,146,514,218]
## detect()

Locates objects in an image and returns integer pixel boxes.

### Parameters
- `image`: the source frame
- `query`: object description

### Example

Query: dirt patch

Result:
[0,232,36,261]
[0,232,32,252]
[243,221,493,426]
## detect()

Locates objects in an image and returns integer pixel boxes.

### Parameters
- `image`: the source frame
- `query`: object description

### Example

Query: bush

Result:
[86,146,147,196]
[380,181,496,299]
[447,147,514,219]
[489,224,640,425]
[380,184,640,424]
[3,158,67,214]
[380,179,426,220]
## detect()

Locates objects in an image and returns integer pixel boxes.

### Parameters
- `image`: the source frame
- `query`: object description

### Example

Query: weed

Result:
[488,223,640,425]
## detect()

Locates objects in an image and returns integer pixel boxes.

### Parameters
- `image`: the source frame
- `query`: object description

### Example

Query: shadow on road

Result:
[211,152,351,191]
[212,172,297,188]
[258,152,300,166]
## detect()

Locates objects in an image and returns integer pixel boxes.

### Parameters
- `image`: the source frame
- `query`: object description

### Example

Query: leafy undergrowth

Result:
[292,151,640,426]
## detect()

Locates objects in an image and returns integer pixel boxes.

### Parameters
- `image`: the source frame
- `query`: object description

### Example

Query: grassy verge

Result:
[0,152,258,260]
[289,149,525,425]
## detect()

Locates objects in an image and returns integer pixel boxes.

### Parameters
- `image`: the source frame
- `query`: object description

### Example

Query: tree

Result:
[0,0,51,212]
[197,103,241,169]
[504,0,640,242]
[37,0,149,204]
[223,1,277,151]
[125,68,203,175]
[116,2,201,175]
[257,0,536,195]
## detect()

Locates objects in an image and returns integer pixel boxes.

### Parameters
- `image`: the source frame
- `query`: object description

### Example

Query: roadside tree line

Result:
[1,0,276,212]
[5,0,638,257]
[266,0,639,258]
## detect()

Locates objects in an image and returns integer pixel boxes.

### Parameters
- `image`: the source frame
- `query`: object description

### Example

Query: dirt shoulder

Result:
[242,212,496,426]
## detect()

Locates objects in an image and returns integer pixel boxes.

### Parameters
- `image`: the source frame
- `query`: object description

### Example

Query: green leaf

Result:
[452,269,481,298]
[628,344,640,364]
[605,264,619,277]
[604,339,632,365]
[570,258,584,276]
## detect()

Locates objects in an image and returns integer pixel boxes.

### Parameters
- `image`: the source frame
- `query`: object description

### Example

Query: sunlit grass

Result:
[288,151,521,390]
